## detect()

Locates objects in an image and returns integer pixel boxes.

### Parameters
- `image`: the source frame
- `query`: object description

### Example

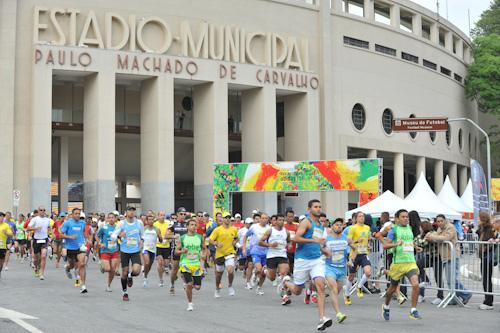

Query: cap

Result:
[60,212,66,217]
[126,206,136,211]
[252,209,258,214]
[223,212,231,218]
[299,215,306,221]
[244,217,253,224]
[80,212,86,218]
[0,212,5,217]
[113,210,120,216]
[166,214,171,218]
[231,217,235,221]
[235,213,241,218]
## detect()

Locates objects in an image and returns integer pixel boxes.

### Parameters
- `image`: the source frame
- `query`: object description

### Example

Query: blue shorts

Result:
[251,253,267,266]
[143,250,156,260]
[348,254,371,274]
[7,238,14,245]
[325,265,346,281]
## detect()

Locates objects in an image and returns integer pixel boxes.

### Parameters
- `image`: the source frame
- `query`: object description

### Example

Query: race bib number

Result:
[332,251,344,263]
[358,243,368,254]
[162,239,168,245]
[17,230,23,234]
[312,228,323,239]
[403,242,414,253]
[275,240,285,251]
[127,237,138,247]
[0,240,4,247]
[80,244,87,252]
[289,231,295,240]
[108,241,117,249]
[257,232,264,240]
[72,227,81,231]
[246,237,251,248]
[187,251,198,260]
[145,243,155,251]
[36,239,46,244]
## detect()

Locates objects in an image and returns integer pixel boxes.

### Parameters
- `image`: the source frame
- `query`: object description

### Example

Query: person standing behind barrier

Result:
[426,214,472,305]
[414,221,444,304]
[477,212,495,310]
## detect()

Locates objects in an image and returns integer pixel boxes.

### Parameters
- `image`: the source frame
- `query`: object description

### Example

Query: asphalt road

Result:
[0,254,497,332]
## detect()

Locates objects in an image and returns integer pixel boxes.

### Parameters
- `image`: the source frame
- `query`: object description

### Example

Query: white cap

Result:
[299,215,306,221]
[80,212,86,218]
[252,209,258,214]
[235,213,241,218]
[245,217,254,223]
[113,210,120,215]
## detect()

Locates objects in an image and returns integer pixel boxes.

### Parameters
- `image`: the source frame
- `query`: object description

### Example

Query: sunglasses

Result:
[179,213,186,215]
[40,209,46,211]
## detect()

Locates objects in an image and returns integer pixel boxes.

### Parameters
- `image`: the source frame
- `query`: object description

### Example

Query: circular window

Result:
[382,109,393,135]
[409,114,417,139]
[351,104,366,131]
[446,124,451,147]
[182,96,193,111]
[458,129,463,150]
[429,131,436,143]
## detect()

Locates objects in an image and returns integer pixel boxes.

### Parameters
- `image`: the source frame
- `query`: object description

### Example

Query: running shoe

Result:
[242,269,247,279]
[478,303,494,310]
[20,259,24,263]
[377,265,385,278]
[316,317,332,331]
[170,286,175,296]
[229,286,235,296]
[273,280,278,287]
[49,255,53,260]
[106,286,112,292]
[214,289,220,298]
[35,270,39,277]
[81,287,88,294]
[344,296,352,305]
[398,294,406,306]
[143,279,148,287]
[100,265,105,274]
[250,272,256,287]
[187,303,194,311]
[311,294,318,303]
[65,265,72,279]
[4,266,7,271]
[409,310,422,320]
[356,287,364,298]
[382,305,390,320]
[277,275,290,296]
[282,295,291,305]
[219,283,222,290]
[40,275,45,280]
[75,279,80,287]
[304,290,311,304]
[418,295,426,303]
[158,280,164,287]
[115,271,121,276]
[127,276,133,288]
[55,263,59,268]
[123,293,129,301]
[337,313,347,323]
[245,282,253,290]
[256,287,264,295]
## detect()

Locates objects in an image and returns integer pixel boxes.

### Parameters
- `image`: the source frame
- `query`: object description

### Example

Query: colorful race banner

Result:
[491,178,500,201]
[471,158,488,227]
[213,159,382,214]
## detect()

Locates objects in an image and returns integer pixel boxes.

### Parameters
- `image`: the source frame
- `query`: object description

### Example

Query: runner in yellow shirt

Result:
[0,212,14,280]
[154,211,177,287]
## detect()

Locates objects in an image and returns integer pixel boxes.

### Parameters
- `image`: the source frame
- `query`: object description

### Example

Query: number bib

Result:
[331,251,344,263]
[127,237,138,247]
[0,240,4,247]
[187,251,198,260]
[145,243,155,251]
[36,239,46,244]
[312,228,323,239]
[289,231,296,240]
[17,230,23,234]
[80,244,87,252]
[403,242,414,253]
[246,237,251,249]
[358,243,368,254]
[108,241,117,249]
[275,240,285,251]
[162,239,168,246]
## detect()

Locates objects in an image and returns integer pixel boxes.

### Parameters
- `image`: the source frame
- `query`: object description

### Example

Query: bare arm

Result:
[258,229,274,248]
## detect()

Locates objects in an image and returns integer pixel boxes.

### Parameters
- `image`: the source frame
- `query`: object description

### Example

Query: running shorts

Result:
[293,257,325,286]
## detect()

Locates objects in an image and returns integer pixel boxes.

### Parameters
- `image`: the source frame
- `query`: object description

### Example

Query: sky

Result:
[413,0,492,37]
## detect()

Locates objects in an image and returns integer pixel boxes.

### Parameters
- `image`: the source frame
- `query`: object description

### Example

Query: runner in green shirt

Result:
[15,215,27,263]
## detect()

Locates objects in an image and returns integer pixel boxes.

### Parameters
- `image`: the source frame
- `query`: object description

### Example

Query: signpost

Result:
[393,117,448,132]
[13,190,20,218]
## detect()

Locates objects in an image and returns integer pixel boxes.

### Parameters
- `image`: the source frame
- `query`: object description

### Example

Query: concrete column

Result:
[283,92,320,212]
[455,39,464,59]
[140,77,175,214]
[394,153,404,198]
[390,5,400,28]
[434,159,444,194]
[343,0,349,13]
[416,156,425,180]
[459,165,468,196]
[0,0,16,211]
[364,0,374,20]
[430,22,439,44]
[193,81,228,214]
[241,86,277,217]
[445,30,453,52]
[83,72,115,213]
[412,13,422,36]
[449,163,458,193]
[30,65,52,211]
[58,136,69,214]
[331,0,342,11]
[367,149,377,159]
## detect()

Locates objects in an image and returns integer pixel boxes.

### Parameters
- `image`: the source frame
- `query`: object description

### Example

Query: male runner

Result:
[52,213,65,268]
[237,217,254,289]
[382,209,422,320]
[97,212,120,291]
[14,214,27,263]
[233,214,244,229]
[345,211,372,304]
[284,210,298,276]
[0,212,14,280]
[4,212,16,271]
[209,212,238,298]
[26,207,51,279]
[60,208,90,293]
[111,206,144,301]
[259,213,291,305]
[195,211,208,272]
[206,214,222,272]
[154,211,175,287]
[324,218,357,323]
[278,199,332,331]
[175,219,207,310]
[243,213,270,295]
[169,207,189,295]
[143,214,162,287]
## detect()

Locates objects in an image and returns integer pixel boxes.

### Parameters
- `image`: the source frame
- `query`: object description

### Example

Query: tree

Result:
[471,0,500,39]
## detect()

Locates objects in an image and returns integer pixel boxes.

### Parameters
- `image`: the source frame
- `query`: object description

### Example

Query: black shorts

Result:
[120,251,142,267]
[182,272,202,286]
[156,247,171,260]
[390,269,418,286]
[16,239,27,246]
[33,239,49,254]
[0,249,6,260]
[210,250,216,263]
[287,252,295,263]
[238,256,252,266]
[67,249,85,261]
[267,257,288,269]
[53,239,64,247]
[348,254,371,274]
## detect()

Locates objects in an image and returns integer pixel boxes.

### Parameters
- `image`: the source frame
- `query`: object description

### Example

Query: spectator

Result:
[477,212,495,310]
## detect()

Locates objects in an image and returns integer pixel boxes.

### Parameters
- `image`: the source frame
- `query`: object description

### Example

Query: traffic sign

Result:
[13,190,20,207]
[393,117,448,132]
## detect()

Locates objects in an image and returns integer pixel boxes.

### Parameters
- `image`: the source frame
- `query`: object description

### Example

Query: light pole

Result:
[447,118,491,214]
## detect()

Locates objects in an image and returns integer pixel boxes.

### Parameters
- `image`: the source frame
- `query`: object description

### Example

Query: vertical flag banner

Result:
[471,158,488,227]
[491,178,500,201]
[213,159,382,214]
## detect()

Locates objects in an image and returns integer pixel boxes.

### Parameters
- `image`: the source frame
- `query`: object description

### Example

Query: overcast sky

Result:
[413,0,492,37]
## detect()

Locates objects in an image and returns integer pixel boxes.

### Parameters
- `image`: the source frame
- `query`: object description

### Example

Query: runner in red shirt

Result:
[195,212,206,237]
[52,213,65,268]
[283,210,298,276]
[233,214,244,229]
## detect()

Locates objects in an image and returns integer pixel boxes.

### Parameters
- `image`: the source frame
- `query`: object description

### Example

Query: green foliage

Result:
[471,0,500,39]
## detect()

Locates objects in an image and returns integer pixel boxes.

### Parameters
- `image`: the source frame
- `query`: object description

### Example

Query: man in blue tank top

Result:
[111,206,144,301]
[277,199,332,331]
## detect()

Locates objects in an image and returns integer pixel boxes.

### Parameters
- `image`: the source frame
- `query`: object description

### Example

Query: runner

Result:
[324,218,358,323]
[194,211,208,272]
[175,219,207,310]
[142,214,162,287]
[233,214,244,229]
[4,212,16,271]
[258,213,292,305]
[237,217,254,289]
[284,210,298,277]
[206,214,223,274]
[97,212,120,292]
[169,207,189,296]
[51,213,65,268]
[242,213,270,295]
[345,211,372,304]
[60,208,90,293]
[14,214,27,263]
[110,206,144,301]
[0,212,14,281]
[278,199,332,331]
[382,209,422,321]
[154,211,175,287]
[26,207,51,280]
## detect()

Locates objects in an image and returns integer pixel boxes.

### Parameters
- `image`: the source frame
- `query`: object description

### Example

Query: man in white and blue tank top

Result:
[258,213,291,305]
[111,206,145,301]
[324,218,357,324]
[277,199,332,331]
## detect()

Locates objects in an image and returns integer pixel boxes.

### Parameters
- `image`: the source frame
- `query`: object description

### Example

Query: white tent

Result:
[404,172,462,220]
[437,176,473,215]
[460,179,473,210]
[345,190,408,220]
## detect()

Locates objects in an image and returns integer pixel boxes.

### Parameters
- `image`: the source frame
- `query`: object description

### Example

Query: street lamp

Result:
[447,118,491,214]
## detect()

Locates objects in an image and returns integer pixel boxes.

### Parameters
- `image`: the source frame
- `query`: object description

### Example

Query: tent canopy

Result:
[437,176,473,213]
[345,190,407,220]
[460,179,473,210]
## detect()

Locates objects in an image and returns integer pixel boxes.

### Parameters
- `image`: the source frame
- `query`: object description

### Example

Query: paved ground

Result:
[0,255,498,332]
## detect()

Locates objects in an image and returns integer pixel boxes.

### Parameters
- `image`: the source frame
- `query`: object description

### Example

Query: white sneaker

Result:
[417,295,426,303]
[5,267,8,271]
[256,287,264,296]
[214,289,221,298]
[65,265,73,279]
[143,279,148,287]
[317,317,333,330]
[250,272,256,287]
[245,282,252,290]
[277,275,290,296]
[418,281,431,288]
[106,286,112,292]
[229,286,235,296]
[187,303,194,311]
[431,297,443,305]
[478,303,494,310]
[158,280,164,287]
[273,280,278,287]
